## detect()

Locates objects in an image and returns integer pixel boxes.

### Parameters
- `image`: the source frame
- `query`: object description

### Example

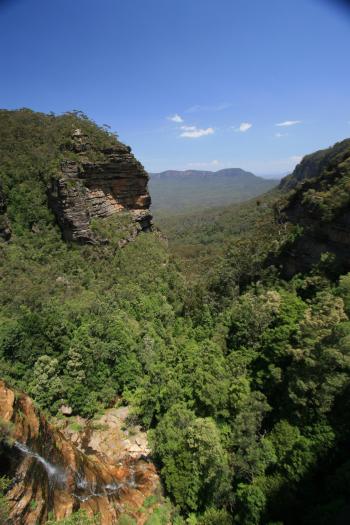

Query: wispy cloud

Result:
[275,132,288,138]
[181,125,197,131]
[276,120,302,127]
[186,103,231,113]
[234,122,252,133]
[168,113,183,123]
[180,125,214,138]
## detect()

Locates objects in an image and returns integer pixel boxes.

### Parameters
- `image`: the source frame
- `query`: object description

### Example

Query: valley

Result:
[149,169,277,217]
[0,110,350,525]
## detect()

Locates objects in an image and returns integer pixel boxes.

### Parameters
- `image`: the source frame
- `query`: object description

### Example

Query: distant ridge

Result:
[149,168,277,214]
[150,168,255,179]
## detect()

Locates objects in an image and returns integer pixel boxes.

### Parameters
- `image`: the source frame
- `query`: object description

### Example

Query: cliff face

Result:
[279,138,350,191]
[275,138,350,277]
[0,381,159,525]
[48,130,152,244]
[276,200,350,278]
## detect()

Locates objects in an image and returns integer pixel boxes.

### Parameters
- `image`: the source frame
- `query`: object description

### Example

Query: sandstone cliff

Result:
[48,129,152,244]
[0,110,153,247]
[0,381,159,524]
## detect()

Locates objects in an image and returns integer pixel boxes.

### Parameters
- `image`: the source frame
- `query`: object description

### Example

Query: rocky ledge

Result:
[48,129,153,244]
[0,381,160,524]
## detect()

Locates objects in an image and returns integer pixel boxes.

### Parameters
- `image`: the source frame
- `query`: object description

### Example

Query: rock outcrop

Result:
[275,137,350,277]
[276,198,350,278]
[48,130,152,244]
[0,381,160,524]
[279,138,350,191]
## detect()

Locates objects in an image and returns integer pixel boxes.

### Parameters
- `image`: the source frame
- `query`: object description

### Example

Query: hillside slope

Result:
[279,138,350,190]
[160,137,350,282]
[1,112,350,525]
[275,137,350,276]
[0,109,152,245]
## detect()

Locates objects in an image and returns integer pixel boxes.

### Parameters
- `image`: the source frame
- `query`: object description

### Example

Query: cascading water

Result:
[14,441,67,487]
[14,441,139,501]
[73,466,138,502]
[1,382,157,525]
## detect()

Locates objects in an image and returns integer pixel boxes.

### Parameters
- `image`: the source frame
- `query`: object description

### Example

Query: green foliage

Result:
[117,515,136,525]
[1,110,350,525]
[0,418,15,445]
[144,502,172,525]
[142,495,158,509]
[0,477,10,525]
[151,403,231,512]
[47,510,100,524]
[150,169,277,216]
[29,355,63,413]
[155,190,281,287]
[197,508,232,525]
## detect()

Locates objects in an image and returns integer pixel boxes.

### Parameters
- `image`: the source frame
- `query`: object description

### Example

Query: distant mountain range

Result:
[149,168,278,214]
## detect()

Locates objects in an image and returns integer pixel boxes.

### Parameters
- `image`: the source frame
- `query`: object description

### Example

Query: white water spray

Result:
[72,467,138,503]
[14,441,67,487]
[14,441,139,501]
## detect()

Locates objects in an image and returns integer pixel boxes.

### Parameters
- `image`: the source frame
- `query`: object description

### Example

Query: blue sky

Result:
[1,0,350,176]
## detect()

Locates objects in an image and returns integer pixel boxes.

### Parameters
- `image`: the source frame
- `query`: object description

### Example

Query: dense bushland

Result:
[1,110,350,524]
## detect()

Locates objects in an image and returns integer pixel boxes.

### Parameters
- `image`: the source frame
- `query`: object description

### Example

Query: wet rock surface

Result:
[0,381,160,524]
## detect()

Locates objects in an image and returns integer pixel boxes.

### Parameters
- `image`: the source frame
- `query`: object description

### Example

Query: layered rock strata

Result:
[48,131,152,244]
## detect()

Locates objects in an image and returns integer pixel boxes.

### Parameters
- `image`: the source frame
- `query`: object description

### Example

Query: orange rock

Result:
[0,380,161,524]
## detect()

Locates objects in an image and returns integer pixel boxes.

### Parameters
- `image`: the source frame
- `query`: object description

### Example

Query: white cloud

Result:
[168,114,183,123]
[180,126,214,139]
[275,132,288,138]
[180,125,197,131]
[276,120,302,127]
[234,122,252,133]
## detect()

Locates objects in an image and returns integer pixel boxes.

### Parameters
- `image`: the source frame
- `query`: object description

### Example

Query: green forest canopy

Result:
[1,109,350,524]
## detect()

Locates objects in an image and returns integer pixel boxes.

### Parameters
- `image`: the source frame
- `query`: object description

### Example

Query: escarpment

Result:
[275,138,350,277]
[0,380,159,524]
[48,129,152,244]
[0,110,153,246]
[279,138,350,191]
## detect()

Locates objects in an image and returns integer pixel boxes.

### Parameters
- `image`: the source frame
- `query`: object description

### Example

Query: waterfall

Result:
[73,466,138,502]
[14,441,139,500]
[14,441,67,487]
